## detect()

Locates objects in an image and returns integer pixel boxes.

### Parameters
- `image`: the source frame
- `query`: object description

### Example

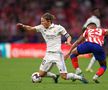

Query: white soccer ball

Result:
[31,72,42,83]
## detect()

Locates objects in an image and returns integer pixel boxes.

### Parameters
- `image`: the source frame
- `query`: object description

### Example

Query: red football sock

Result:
[96,67,105,76]
[71,57,79,69]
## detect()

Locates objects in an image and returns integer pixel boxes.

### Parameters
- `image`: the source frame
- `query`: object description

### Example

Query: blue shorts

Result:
[77,42,106,61]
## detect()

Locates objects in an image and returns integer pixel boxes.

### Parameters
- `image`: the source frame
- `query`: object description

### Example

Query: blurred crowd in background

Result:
[0,0,108,54]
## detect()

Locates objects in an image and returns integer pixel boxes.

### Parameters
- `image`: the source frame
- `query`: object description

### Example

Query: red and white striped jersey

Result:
[83,28,107,46]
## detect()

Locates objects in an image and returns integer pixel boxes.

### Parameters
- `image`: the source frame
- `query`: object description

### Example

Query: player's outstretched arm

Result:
[17,23,36,31]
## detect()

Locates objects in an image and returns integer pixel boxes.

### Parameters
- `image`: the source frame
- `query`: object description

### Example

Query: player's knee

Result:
[102,65,107,71]
[60,73,67,80]
[70,54,77,59]
[61,75,67,80]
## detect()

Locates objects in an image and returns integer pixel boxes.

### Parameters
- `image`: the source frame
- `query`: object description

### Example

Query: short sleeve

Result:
[34,25,42,32]
[59,25,67,35]
[102,29,108,35]
[83,29,88,37]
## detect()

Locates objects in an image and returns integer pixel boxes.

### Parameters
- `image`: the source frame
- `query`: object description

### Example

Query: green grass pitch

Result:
[0,57,108,90]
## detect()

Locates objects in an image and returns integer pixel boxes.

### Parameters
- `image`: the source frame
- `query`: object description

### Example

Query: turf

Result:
[0,57,108,90]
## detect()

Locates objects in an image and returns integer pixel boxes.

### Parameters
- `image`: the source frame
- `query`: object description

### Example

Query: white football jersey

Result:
[34,23,67,52]
[83,15,100,28]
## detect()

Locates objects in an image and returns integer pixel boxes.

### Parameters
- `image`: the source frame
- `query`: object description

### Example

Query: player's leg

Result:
[56,53,88,83]
[86,56,96,72]
[70,42,92,75]
[45,64,60,83]
[39,71,59,83]
[39,59,59,83]
[70,50,82,75]
[59,73,88,83]
[92,46,107,83]
[93,60,107,83]
[69,47,84,82]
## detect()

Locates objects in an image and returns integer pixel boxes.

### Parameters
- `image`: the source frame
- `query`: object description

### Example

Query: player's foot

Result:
[93,79,100,83]
[72,72,83,82]
[80,77,89,84]
[75,68,82,75]
[53,74,60,83]
[86,68,93,72]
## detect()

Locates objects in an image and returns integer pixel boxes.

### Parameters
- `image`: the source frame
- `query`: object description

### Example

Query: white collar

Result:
[48,23,54,29]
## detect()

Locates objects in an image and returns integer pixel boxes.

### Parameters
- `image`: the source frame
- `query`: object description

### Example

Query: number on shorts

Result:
[42,60,46,65]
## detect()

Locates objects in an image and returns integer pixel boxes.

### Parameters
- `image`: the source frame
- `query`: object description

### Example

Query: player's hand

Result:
[16,23,24,30]
[64,52,70,60]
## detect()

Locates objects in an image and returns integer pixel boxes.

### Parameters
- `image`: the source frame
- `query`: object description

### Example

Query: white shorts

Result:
[39,52,67,73]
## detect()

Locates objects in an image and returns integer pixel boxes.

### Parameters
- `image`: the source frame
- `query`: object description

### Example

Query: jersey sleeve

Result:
[59,25,67,35]
[102,28,108,35]
[83,29,88,38]
[34,25,42,32]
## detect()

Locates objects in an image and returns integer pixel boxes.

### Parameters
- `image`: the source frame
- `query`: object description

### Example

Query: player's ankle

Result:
[93,74,99,80]
[75,68,82,75]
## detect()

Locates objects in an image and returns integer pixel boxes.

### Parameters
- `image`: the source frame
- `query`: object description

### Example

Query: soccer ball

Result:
[31,72,42,83]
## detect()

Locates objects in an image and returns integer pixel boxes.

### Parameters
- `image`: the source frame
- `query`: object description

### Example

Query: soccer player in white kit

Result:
[83,8,101,73]
[17,13,88,83]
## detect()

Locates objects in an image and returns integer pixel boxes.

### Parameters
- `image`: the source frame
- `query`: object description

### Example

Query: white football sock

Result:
[46,72,56,78]
[76,68,82,75]
[87,56,96,69]
[66,73,82,80]
[93,74,99,80]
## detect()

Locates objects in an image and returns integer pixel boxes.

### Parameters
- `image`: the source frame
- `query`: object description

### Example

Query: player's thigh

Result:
[56,53,67,73]
[93,45,106,61]
[39,59,53,72]
[77,42,91,54]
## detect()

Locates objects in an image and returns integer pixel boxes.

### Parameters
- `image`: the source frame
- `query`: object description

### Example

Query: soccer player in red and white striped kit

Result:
[83,8,101,73]
[65,22,108,83]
